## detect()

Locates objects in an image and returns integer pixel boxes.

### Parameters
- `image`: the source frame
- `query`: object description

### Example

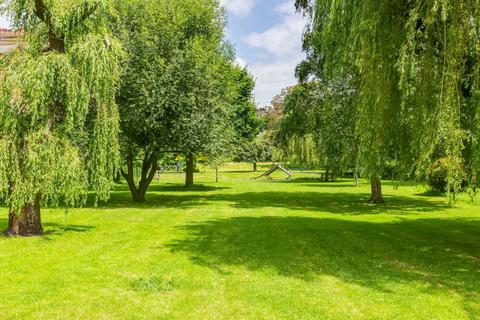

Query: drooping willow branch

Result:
[33,0,99,52]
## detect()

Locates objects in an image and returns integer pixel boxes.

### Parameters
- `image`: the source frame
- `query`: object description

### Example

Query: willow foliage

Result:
[277,81,357,172]
[0,0,122,210]
[296,0,480,199]
[398,0,480,198]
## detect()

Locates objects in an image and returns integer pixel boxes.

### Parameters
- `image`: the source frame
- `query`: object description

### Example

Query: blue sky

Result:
[222,0,305,106]
[0,0,305,106]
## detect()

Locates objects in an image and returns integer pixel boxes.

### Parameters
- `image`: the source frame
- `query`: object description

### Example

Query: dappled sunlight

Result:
[84,178,450,217]
[1,168,479,319]
[169,216,480,317]
[2,0,479,317]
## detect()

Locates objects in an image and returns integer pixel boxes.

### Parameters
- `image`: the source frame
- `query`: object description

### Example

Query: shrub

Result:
[427,158,467,193]
[427,159,449,192]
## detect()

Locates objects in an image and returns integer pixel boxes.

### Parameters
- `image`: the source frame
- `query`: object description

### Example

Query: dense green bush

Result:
[427,158,467,193]
[427,159,449,192]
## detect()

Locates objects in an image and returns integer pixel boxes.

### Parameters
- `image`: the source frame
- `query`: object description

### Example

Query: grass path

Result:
[0,164,479,319]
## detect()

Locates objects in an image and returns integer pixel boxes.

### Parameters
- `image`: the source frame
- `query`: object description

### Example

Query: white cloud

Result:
[235,57,248,68]
[241,1,305,106]
[0,15,11,29]
[275,1,294,14]
[242,2,304,57]
[220,0,256,17]
[250,53,304,107]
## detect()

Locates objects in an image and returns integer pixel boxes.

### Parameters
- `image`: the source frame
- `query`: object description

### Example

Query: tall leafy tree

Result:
[235,132,274,172]
[296,0,480,203]
[0,0,122,235]
[113,0,188,202]
[230,66,262,144]
[277,81,357,178]
[295,0,412,203]
[230,65,263,171]
[115,0,250,197]
[275,83,321,168]
[398,1,480,201]
[165,38,234,188]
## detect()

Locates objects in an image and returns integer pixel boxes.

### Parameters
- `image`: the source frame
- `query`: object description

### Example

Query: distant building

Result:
[0,28,21,54]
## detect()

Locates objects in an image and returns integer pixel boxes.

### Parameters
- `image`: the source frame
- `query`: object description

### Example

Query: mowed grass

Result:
[0,163,479,319]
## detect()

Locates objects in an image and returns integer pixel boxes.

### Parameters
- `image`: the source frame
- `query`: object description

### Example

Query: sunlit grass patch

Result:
[0,164,479,319]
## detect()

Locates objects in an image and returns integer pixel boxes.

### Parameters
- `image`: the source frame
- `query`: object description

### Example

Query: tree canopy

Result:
[276,81,357,177]
[295,0,480,202]
[114,0,259,199]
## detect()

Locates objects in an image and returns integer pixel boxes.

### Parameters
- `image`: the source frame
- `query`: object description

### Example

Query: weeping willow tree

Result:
[296,0,480,203]
[276,83,320,168]
[278,135,321,167]
[277,80,357,179]
[294,0,408,203]
[398,1,480,202]
[0,0,122,236]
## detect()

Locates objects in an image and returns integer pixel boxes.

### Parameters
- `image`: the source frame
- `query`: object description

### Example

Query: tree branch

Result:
[34,0,53,28]
[120,169,129,181]
[141,159,158,193]
[68,1,100,29]
[34,0,100,53]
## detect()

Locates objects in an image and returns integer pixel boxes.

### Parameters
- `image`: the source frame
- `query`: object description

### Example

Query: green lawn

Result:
[1,164,479,319]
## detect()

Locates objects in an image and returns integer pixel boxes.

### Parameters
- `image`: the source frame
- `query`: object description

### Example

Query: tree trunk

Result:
[114,170,122,184]
[4,193,43,237]
[121,150,157,203]
[253,162,258,172]
[368,177,384,204]
[325,167,330,182]
[130,189,147,203]
[35,0,98,53]
[185,153,194,188]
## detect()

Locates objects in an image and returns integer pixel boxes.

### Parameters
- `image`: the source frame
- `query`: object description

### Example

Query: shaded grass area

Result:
[0,163,479,319]
[170,216,480,290]
[96,184,449,215]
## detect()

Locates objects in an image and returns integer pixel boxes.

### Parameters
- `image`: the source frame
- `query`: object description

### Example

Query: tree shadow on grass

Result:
[216,191,447,215]
[41,224,95,240]
[288,178,418,187]
[83,184,230,209]
[114,183,230,193]
[224,191,450,215]
[0,219,94,238]
[415,189,445,197]
[86,187,450,215]
[168,216,480,317]
[43,223,94,234]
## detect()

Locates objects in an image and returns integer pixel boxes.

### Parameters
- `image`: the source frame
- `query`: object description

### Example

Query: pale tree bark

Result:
[5,193,43,236]
[368,176,384,204]
[3,1,99,236]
